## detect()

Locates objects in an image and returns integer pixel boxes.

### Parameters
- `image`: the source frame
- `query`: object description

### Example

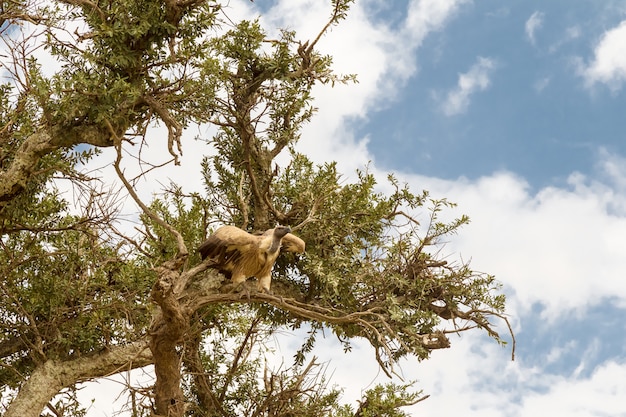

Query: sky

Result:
[4,0,626,416]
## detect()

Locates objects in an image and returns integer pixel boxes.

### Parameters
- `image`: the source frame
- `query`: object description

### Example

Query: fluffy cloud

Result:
[406,334,626,417]
[390,166,626,319]
[579,20,626,90]
[256,0,471,174]
[525,11,544,45]
[404,0,469,45]
[439,56,496,116]
[281,322,626,417]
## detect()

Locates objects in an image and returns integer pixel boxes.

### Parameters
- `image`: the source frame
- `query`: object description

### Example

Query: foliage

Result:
[0,1,512,417]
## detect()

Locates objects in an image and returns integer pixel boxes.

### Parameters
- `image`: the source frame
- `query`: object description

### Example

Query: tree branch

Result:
[143,95,183,165]
[0,132,56,207]
[186,285,439,376]
[4,341,151,417]
[111,124,188,258]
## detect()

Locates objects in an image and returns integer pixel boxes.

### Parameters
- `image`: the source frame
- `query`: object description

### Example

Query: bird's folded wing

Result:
[198,226,256,260]
[281,233,305,253]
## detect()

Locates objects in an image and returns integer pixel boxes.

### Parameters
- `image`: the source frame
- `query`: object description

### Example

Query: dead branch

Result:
[109,121,188,258]
[143,95,183,165]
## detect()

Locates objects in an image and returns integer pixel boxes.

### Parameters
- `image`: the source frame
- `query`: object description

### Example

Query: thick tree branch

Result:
[0,132,56,206]
[0,123,114,210]
[4,340,151,417]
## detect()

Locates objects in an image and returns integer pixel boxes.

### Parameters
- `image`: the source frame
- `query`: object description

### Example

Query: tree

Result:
[0,1,514,416]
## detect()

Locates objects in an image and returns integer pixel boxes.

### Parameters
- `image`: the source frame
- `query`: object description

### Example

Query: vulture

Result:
[198,225,305,293]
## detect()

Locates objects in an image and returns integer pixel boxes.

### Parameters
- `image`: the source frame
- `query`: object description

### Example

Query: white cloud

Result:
[566,25,582,40]
[413,336,626,417]
[519,360,626,417]
[545,340,577,365]
[579,20,626,90]
[282,327,626,417]
[525,11,544,45]
[257,0,470,174]
[385,164,626,320]
[546,25,581,54]
[404,0,469,45]
[440,56,496,116]
[597,147,626,193]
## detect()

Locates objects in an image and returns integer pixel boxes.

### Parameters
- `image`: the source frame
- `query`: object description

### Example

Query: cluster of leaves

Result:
[47,0,219,126]
[1,126,149,390]
[0,184,155,389]
[204,18,356,230]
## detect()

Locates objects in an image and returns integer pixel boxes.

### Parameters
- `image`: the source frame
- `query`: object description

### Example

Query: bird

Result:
[198,225,305,293]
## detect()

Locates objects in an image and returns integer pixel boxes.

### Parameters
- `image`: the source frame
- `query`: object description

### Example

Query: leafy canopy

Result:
[0,1,512,416]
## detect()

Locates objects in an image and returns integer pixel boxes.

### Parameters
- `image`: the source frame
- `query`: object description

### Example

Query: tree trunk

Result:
[5,341,151,417]
[151,328,187,417]
[150,261,189,417]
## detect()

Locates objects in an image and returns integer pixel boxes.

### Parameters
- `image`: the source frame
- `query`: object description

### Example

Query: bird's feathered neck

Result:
[268,238,280,254]
[267,226,290,254]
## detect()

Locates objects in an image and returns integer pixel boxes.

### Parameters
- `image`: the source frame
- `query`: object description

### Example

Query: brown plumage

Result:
[198,225,305,292]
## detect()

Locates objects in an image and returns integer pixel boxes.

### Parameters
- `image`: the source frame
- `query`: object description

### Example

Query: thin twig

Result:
[107,120,188,258]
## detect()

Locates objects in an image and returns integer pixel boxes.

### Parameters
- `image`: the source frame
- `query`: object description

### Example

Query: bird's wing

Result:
[198,226,257,264]
[280,233,305,254]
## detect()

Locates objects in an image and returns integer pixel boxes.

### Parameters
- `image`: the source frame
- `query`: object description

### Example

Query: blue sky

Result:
[5,0,626,416]
[362,1,626,189]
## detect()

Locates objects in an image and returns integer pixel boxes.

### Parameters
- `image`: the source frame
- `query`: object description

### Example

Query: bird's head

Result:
[273,225,291,239]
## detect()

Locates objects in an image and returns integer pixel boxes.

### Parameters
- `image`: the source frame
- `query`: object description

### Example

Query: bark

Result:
[0,125,113,209]
[0,131,57,205]
[150,259,189,417]
[4,340,151,417]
